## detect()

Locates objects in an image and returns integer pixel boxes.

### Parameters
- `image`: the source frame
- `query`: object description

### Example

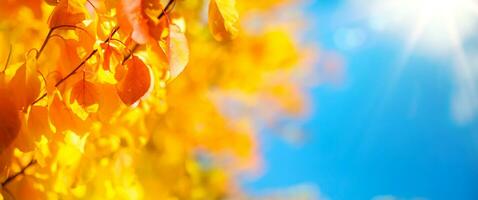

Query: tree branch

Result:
[1,160,37,187]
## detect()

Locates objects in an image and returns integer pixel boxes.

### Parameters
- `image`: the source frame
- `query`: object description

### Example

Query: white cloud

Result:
[450,50,478,124]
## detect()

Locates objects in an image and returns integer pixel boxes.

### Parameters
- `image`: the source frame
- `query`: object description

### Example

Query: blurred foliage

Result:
[0,0,316,199]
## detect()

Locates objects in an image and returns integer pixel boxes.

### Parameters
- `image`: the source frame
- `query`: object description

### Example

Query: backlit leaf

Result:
[9,53,42,109]
[116,56,153,106]
[117,0,150,44]
[70,79,100,107]
[168,24,189,79]
[208,0,239,41]
[49,0,87,28]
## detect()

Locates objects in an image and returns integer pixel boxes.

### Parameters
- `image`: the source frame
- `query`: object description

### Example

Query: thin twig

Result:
[157,0,176,20]
[1,44,12,73]
[119,0,175,65]
[36,28,54,59]
[36,25,95,59]
[54,49,98,87]
[1,160,37,187]
[31,0,176,105]
[31,26,119,106]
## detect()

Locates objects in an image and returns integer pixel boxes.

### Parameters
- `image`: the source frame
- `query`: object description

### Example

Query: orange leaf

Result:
[168,24,189,79]
[97,84,123,122]
[208,0,239,41]
[103,43,113,71]
[101,43,123,71]
[28,106,51,137]
[116,56,153,106]
[9,53,42,109]
[0,89,21,153]
[70,79,100,107]
[49,92,86,132]
[49,0,87,28]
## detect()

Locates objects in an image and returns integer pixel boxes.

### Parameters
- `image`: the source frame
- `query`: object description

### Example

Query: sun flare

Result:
[365,0,478,51]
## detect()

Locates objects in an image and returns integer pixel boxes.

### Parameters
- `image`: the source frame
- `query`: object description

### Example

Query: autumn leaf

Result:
[101,42,124,72]
[102,43,114,71]
[117,0,151,44]
[8,53,42,109]
[168,24,189,79]
[28,106,51,137]
[49,0,88,28]
[49,92,85,132]
[208,0,240,41]
[97,83,123,121]
[116,56,153,106]
[70,79,100,107]
[55,39,82,77]
[0,89,21,153]
[144,0,170,40]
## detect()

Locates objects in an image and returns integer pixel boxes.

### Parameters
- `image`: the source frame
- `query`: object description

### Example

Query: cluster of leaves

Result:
[0,0,312,199]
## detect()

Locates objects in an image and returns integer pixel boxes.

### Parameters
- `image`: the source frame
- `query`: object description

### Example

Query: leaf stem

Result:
[36,25,95,59]
[122,43,139,64]
[36,28,54,59]
[55,49,98,87]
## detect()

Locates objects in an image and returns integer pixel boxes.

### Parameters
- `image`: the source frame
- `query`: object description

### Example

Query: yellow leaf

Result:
[168,24,189,80]
[208,0,240,41]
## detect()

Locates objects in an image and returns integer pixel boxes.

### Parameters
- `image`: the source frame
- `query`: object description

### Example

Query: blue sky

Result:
[244,0,478,199]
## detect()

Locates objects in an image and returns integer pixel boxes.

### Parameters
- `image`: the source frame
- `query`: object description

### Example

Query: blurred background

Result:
[243,0,478,199]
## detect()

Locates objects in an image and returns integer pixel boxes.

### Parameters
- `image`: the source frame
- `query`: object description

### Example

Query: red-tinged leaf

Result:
[0,89,21,153]
[116,56,153,106]
[168,24,189,79]
[70,80,100,107]
[208,0,239,41]
[49,0,87,28]
[117,0,151,44]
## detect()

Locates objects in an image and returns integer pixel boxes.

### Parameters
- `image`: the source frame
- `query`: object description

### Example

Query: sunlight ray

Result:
[447,16,478,100]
